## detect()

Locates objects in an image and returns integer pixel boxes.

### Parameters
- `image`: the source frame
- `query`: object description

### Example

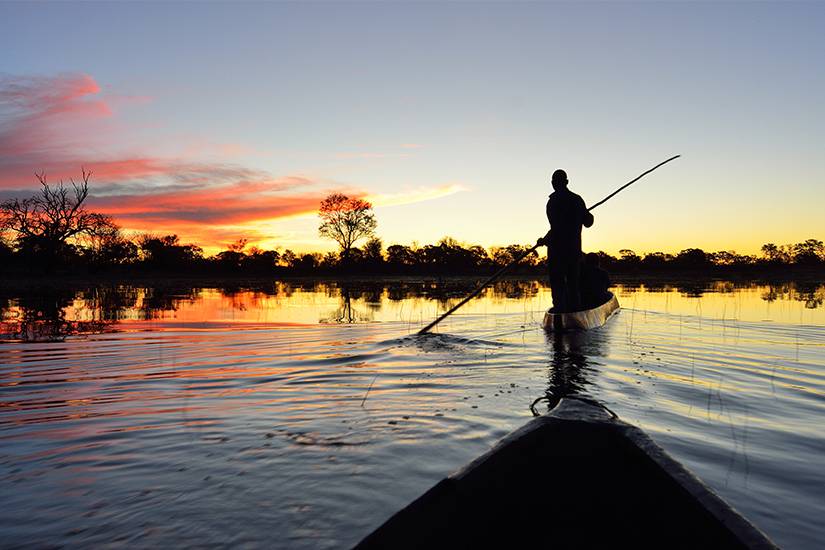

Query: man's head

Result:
[551,169,568,191]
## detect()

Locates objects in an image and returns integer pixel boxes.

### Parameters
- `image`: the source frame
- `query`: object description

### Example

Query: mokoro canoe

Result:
[543,291,620,331]
[355,398,775,549]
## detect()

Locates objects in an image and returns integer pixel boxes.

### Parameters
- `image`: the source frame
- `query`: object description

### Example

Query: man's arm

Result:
[581,197,594,228]
[537,198,553,246]
[536,230,551,247]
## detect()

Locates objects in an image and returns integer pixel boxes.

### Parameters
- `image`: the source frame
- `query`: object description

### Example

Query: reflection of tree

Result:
[676,281,706,298]
[761,286,780,304]
[323,286,374,323]
[490,280,539,299]
[0,287,120,342]
[139,286,199,320]
[758,282,825,309]
[797,284,825,309]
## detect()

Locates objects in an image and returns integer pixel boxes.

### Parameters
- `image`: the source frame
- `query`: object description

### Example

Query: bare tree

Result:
[0,169,117,269]
[318,193,377,261]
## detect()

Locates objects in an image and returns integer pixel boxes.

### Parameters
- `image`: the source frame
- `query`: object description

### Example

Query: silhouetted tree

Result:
[491,244,538,268]
[362,237,384,271]
[760,243,787,264]
[242,248,280,273]
[318,193,377,262]
[138,234,203,269]
[386,244,419,271]
[674,248,711,269]
[641,252,674,269]
[280,249,296,268]
[313,251,336,270]
[291,252,323,272]
[81,227,138,270]
[0,170,117,271]
[214,239,248,273]
[792,239,824,265]
[711,250,752,267]
[617,249,641,268]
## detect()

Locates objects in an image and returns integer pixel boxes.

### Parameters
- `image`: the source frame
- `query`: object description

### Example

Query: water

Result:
[1,279,823,548]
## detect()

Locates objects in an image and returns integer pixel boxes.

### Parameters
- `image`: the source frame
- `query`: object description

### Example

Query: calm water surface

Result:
[1,279,824,548]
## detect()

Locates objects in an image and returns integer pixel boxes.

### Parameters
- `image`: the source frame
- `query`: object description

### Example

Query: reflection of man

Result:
[537,169,593,312]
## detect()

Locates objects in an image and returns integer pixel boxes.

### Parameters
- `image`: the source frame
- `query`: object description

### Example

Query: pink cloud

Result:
[0,73,116,187]
[0,73,454,250]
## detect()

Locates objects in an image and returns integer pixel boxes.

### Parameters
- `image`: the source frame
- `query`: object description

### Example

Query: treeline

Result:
[1,172,823,277]
[1,230,823,278]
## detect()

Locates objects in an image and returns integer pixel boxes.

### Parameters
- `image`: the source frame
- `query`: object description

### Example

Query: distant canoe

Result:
[355,398,776,549]
[543,291,620,331]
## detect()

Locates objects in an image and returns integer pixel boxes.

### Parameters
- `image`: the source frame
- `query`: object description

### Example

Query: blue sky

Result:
[2,1,823,254]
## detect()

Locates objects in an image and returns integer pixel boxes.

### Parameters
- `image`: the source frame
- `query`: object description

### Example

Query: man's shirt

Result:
[546,188,593,259]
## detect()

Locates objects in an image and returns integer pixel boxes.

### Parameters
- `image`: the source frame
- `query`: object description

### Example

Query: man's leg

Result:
[548,258,567,312]
[567,258,582,311]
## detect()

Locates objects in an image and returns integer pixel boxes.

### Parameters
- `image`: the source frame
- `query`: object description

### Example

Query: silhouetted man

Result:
[537,169,593,312]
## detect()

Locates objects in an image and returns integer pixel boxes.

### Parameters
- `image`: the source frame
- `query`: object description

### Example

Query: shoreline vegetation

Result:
[1,233,823,281]
[1,172,823,281]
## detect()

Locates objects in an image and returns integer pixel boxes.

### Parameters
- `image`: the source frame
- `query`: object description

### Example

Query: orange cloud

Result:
[90,180,325,225]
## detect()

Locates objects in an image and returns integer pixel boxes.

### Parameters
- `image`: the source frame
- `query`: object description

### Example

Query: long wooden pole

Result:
[587,155,680,211]
[417,244,541,334]
[417,154,681,335]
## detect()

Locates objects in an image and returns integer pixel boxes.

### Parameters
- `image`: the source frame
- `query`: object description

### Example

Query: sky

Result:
[1,1,823,256]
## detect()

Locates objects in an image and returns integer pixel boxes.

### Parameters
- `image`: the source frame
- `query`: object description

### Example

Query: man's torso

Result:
[547,189,586,257]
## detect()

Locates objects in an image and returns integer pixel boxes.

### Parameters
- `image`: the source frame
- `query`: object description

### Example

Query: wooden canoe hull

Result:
[543,292,620,331]
[355,398,775,549]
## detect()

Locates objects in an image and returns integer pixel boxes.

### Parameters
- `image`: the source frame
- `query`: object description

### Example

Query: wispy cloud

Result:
[367,184,466,207]
[332,151,412,160]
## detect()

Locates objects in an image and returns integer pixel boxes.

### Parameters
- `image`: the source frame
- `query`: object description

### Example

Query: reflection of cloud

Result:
[367,184,466,207]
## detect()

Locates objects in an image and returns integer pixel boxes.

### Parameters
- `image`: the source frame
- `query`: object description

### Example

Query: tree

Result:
[214,238,249,272]
[490,244,538,269]
[362,237,385,271]
[0,169,117,271]
[618,249,640,264]
[792,239,824,265]
[138,234,203,269]
[80,226,138,270]
[386,244,418,270]
[243,248,280,273]
[674,248,711,268]
[760,243,790,264]
[641,251,674,269]
[318,193,377,262]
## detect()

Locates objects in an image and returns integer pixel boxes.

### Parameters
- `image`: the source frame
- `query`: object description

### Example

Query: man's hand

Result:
[536,231,551,247]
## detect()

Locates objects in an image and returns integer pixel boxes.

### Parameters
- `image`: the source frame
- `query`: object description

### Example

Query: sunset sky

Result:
[1,2,823,255]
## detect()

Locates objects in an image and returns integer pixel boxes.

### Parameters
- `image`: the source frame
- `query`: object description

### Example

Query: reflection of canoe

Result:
[356,399,775,549]
[543,291,620,331]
